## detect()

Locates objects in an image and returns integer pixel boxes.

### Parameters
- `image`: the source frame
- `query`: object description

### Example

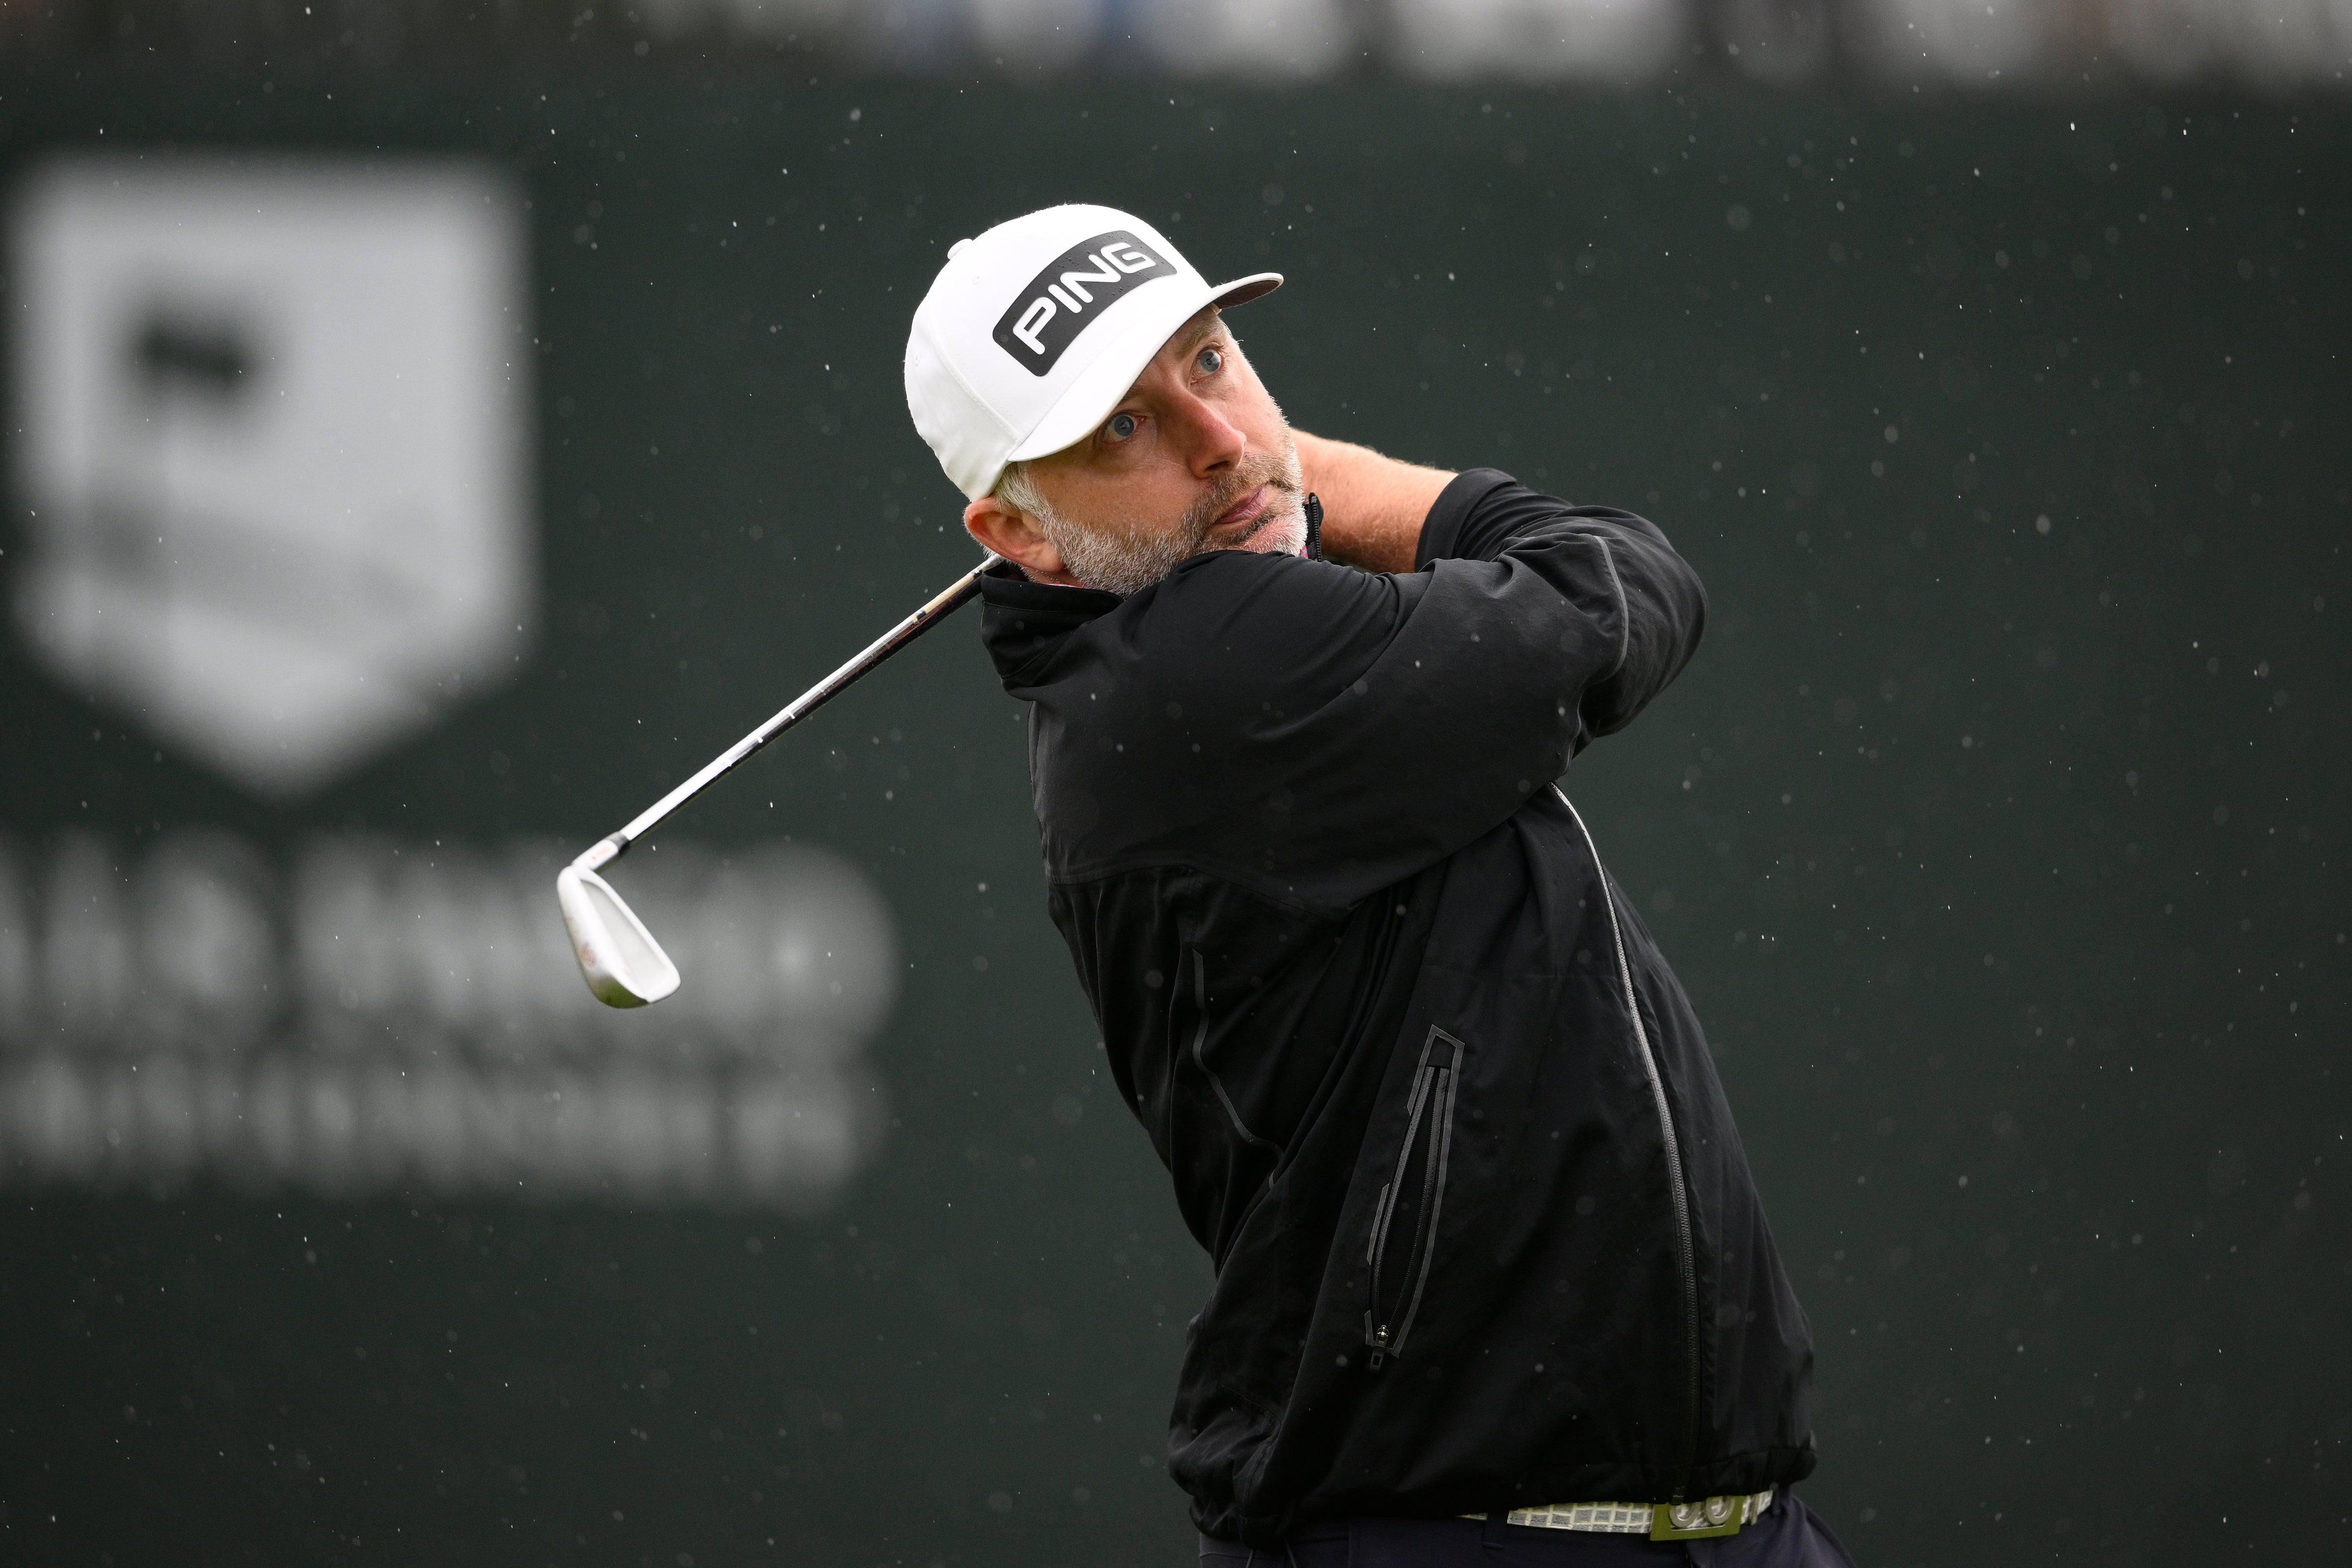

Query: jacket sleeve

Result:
[1119,468,1706,913]
[1414,467,1708,744]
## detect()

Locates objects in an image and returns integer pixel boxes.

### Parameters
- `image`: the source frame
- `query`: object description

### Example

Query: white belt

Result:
[1468,1487,1775,1542]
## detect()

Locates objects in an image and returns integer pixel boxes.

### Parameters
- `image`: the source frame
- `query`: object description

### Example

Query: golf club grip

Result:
[583,556,1002,869]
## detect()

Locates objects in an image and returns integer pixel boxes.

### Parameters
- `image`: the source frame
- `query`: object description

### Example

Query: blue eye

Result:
[1106,412,1139,440]
[1196,347,1222,374]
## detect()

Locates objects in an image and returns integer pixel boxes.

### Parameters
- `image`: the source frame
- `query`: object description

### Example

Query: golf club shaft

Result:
[575,554,1002,874]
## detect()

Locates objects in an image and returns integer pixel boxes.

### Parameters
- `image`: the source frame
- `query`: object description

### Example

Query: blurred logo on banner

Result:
[2,157,901,1209]
[0,833,898,1211]
[8,155,533,797]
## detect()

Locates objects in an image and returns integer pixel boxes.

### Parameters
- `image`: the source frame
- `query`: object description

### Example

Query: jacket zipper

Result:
[1364,1027,1464,1371]
[1558,787,1701,1498]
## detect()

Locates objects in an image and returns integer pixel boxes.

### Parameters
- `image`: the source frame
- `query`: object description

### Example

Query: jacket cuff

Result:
[1413,467,1519,570]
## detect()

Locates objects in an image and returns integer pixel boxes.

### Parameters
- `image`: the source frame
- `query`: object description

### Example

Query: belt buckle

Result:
[1647,1491,1760,1542]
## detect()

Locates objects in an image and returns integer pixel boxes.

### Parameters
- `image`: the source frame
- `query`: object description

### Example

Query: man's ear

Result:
[964,494,1072,584]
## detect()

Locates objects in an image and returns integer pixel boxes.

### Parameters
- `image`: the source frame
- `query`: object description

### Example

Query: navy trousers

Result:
[1200,1494,1858,1568]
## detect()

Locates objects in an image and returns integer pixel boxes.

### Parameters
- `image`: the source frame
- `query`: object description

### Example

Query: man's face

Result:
[963,308,1306,594]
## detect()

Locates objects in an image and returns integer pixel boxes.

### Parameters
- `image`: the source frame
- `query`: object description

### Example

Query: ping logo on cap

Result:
[991,229,1176,376]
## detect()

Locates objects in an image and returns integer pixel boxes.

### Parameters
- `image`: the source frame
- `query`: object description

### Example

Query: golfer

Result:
[906,205,1852,1566]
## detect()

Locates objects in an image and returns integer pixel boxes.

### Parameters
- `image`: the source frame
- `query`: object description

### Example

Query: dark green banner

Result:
[0,73,2344,1566]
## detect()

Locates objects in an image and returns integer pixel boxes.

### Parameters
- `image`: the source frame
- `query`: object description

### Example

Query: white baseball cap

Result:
[905,204,1281,501]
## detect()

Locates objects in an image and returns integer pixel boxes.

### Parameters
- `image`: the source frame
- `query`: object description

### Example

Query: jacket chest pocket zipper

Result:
[1364,1026,1466,1371]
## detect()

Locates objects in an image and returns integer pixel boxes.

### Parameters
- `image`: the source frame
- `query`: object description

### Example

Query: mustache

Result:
[1181,456,1302,542]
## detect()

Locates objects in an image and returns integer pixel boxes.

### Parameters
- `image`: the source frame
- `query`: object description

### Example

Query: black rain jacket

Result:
[976,470,1815,1547]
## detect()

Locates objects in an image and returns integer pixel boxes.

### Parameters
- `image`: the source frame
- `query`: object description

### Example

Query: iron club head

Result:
[557,863,681,1007]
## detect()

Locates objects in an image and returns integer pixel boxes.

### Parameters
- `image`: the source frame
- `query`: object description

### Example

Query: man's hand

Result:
[1292,432,1456,575]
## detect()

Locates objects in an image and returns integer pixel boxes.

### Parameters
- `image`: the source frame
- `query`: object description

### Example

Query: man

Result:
[905,205,1850,1565]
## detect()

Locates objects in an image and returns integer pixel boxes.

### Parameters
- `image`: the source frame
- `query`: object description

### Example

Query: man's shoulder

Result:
[1132,549,1403,641]
[1152,544,1346,594]
[1110,552,1409,713]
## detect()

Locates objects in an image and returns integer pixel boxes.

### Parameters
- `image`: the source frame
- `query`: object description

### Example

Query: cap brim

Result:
[1001,271,1283,476]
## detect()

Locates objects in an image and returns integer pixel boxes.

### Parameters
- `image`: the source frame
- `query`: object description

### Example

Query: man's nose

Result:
[1168,389,1246,479]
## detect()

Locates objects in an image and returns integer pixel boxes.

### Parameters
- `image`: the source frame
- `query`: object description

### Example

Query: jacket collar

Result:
[974,493,1322,691]
[977,563,1119,691]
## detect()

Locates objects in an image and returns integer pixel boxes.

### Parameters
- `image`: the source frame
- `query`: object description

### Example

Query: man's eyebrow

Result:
[1105,311,1227,420]
[1170,310,1225,357]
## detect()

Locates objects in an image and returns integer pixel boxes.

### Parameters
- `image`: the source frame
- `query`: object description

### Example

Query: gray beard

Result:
[1032,502,1202,597]
[1029,437,1305,598]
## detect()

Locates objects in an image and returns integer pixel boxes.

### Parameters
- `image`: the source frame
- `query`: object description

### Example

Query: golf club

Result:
[557,553,1001,1008]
